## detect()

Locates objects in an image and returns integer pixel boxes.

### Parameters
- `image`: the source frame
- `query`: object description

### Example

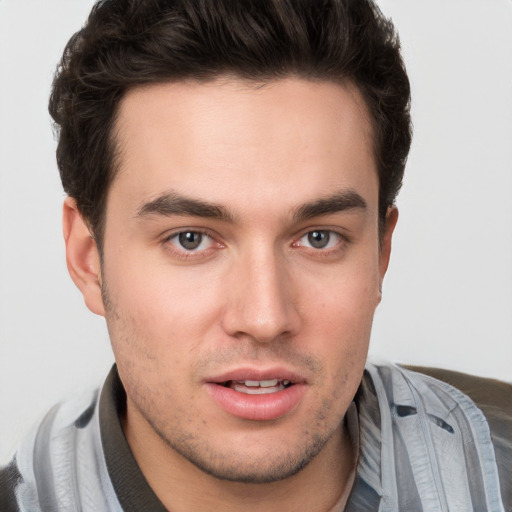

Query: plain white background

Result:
[1,0,511,463]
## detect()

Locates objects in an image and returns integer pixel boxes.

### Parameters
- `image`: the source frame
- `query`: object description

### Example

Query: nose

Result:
[221,248,301,343]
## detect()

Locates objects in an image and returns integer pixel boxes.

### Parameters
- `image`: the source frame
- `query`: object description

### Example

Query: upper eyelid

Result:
[294,227,350,242]
[290,231,349,256]
[161,229,217,253]
[162,227,215,241]
[297,230,343,243]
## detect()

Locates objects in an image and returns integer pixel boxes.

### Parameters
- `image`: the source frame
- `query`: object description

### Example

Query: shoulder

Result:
[403,365,512,506]
[0,388,104,512]
[403,365,512,417]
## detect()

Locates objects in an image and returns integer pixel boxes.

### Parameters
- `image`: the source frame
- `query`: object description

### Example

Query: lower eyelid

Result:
[295,230,345,248]
[163,230,232,264]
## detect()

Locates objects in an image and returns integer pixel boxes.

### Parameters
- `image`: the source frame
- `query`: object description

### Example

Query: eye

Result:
[167,231,213,252]
[298,230,341,250]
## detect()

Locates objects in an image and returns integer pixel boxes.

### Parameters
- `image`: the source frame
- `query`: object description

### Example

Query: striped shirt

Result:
[1,361,510,511]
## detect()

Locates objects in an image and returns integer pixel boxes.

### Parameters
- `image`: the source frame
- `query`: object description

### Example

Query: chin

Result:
[171,437,329,484]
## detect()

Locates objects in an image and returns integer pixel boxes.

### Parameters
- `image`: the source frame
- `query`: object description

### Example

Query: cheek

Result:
[300,260,379,386]
[101,244,230,399]
[103,273,206,410]
[307,265,380,334]
[103,258,223,359]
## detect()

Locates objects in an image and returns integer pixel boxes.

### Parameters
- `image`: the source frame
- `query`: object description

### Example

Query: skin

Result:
[64,77,397,511]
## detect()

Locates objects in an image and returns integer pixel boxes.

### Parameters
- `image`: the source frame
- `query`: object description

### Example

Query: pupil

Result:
[179,232,202,250]
[308,230,329,249]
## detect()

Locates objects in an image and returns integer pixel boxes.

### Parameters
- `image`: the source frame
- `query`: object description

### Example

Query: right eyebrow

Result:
[136,192,237,223]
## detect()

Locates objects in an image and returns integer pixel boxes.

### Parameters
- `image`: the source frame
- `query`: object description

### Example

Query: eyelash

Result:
[161,229,221,260]
[292,229,350,258]
[161,228,350,261]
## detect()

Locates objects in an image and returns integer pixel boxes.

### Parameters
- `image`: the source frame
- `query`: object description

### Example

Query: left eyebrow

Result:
[292,190,367,222]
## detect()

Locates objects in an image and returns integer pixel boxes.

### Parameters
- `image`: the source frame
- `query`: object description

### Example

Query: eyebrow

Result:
[292,190,367,221]
[136,193,236,222]
[136,189,367,223]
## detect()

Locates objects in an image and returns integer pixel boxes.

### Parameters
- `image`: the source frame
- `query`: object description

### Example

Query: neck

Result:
[124,409,356,512]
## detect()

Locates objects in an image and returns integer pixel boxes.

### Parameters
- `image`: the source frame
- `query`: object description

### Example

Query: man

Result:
[1,0,510,510]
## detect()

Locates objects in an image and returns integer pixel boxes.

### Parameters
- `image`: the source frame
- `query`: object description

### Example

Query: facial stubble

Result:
[100,278,350,484]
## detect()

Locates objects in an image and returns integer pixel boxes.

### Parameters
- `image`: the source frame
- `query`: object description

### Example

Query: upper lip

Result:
[205,367,307,385]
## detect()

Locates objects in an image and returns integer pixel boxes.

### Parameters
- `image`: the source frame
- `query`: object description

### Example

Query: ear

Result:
[63,197,105,316]
[378,206,399,293]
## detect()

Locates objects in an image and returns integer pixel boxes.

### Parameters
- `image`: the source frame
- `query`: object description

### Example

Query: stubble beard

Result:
[141,405,342,484]
[100,277,348,485]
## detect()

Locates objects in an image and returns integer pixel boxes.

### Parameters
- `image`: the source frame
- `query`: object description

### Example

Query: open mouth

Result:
[206,375,306,420]
[222,379,293,395]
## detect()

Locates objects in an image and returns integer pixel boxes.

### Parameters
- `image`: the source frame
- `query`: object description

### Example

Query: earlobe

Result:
[63,197,105,316]
[378,206,399,294]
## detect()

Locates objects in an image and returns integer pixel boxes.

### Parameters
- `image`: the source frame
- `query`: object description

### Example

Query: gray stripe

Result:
[68,426,83,512]
[33,404,61,512]
[433,382,492,511]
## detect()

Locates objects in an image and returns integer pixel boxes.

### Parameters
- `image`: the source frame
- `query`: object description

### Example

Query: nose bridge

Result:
[222,242,299,342]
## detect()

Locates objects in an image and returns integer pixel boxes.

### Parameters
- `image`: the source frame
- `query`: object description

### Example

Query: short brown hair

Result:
[49,0,411,246]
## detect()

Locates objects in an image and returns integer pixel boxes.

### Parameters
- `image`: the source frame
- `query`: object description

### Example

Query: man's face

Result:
[96,78,391,482]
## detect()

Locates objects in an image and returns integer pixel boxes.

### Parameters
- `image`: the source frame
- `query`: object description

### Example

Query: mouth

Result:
[221,379,293,395]
[205,370,306,421]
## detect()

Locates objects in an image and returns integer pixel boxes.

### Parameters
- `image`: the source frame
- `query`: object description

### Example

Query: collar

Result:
[99,365,168,512]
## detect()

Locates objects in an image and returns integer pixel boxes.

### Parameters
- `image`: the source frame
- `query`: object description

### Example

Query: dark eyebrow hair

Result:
[137,189,366,224]
[136,192,236,222]
[293,190,367,221]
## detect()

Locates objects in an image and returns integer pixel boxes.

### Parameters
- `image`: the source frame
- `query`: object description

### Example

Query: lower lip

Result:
[205,383,307,421]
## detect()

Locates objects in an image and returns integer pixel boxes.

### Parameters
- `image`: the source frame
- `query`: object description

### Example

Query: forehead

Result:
[110,77,377,217]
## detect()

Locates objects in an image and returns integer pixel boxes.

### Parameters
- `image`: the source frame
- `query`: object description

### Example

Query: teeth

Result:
[232,381,286,394]
[244,380,261,387]
[227,379,293,394]
[245,379,279,387]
